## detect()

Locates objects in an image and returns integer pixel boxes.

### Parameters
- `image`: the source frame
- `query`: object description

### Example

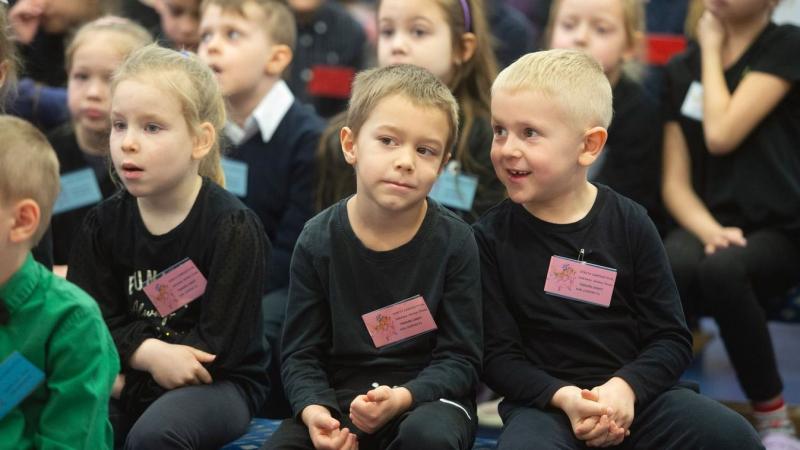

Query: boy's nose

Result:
[394,147,415,172]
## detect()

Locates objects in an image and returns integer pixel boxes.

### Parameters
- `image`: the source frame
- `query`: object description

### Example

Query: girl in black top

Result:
[662,0,800,443]
[68,45,270,449]
[49,17,151,268]
[548,0,667,234]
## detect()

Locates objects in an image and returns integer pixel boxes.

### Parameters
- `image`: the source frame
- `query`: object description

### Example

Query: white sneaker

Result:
[763,432,800,450]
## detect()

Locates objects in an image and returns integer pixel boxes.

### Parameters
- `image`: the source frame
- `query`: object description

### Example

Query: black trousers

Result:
[110,380,251,450]
[665,228,800,401]
[262,397,477,450]
[497,385,763,450]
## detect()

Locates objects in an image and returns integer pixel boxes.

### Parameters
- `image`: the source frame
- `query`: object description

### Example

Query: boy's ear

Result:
[265,44,293,77]
[578,126,608,167]
[456,32,477,66]
[8,200,41,244]
[192,122,216,160]
[340,126,357,166]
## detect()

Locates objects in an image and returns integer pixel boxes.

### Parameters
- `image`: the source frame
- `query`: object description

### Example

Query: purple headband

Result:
[459,0,472,32]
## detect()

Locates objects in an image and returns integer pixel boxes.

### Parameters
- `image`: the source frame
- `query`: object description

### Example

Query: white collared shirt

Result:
[224,80,295,146]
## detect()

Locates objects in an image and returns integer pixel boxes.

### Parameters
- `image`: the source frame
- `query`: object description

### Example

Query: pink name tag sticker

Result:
[361,295,438,348]
[543,255,617,308]
[143,258,207,317]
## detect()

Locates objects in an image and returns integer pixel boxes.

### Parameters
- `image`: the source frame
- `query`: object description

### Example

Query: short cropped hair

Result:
[347,64,460,157]
[0,116,60,245]
[201,0,296,50]
[493,49,613,129]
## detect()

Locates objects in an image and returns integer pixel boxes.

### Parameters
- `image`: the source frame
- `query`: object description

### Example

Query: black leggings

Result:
[665,228,800,401]
[110,380,251,450]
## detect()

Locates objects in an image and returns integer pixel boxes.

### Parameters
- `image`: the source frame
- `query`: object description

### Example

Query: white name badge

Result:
[221,157,248,198]
[53,168,103,215]
[680,81,704,121]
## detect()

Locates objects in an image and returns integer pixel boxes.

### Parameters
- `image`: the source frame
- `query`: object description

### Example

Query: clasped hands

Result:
[553,377,636,448]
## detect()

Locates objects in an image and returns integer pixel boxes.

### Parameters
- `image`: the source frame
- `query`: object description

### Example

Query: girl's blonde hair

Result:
[0,5,19,110]
[66,16,153,73]
[545,0,646,80]
[111,44,226,186]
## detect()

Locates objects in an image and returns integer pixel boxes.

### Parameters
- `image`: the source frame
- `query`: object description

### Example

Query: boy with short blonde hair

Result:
[475,50,762,449]
[264,64,482,450]
[0,115,119,449]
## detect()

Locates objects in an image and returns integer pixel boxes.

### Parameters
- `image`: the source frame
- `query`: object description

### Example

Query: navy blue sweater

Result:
[225,100,324,292]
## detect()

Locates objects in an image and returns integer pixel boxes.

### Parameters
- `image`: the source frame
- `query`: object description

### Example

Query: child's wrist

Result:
[391,387,413,413]
[129,338,163,372]
[301,404,331,427]
[551,385,579,410]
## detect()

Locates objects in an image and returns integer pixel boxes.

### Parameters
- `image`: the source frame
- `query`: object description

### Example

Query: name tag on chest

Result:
[143,258,208,317]
[53,168,103,214]
[0,352,45,419]
[221,157,248,198]
[361,295,437,348]
[429,171,478,212]
[680,81,704,121]
[543,255,617,308]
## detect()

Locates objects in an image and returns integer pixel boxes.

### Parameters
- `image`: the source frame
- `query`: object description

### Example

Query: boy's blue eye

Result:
[200,31,211,43]
[493,126,507,137]
[227,30,241,40]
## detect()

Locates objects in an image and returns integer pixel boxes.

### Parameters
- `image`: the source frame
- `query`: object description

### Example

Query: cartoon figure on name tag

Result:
[549,262,577,292]
[154,283,178,312]
[373,313,397,344]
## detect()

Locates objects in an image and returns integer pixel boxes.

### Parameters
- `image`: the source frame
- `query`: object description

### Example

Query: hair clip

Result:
[459,0,472,33]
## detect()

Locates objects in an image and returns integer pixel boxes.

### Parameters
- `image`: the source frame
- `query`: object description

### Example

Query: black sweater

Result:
[282,198,482,419]
[474,185,692,411]
[67,178,270,417]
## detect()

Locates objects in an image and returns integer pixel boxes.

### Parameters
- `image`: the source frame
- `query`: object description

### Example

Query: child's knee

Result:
[697,250,746,288]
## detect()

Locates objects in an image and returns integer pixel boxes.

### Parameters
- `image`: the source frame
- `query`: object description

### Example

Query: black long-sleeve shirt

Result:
[67,178,270,417]
[281,198,483,419]
[474,185,692,411]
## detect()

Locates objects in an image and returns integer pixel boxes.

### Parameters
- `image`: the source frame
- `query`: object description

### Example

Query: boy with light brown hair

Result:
[264,63,482,450]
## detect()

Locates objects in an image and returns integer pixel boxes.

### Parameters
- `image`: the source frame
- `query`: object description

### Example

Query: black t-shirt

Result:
[474,185,692,410]
[48,124,119,265]
[663,23,800,239]
[594,74,668,235]
[282,198,482,418]
[67,178,270,417]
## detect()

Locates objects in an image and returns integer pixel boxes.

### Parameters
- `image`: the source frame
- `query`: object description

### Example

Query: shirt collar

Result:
[0,253,41,314]
[224,80,295,146]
